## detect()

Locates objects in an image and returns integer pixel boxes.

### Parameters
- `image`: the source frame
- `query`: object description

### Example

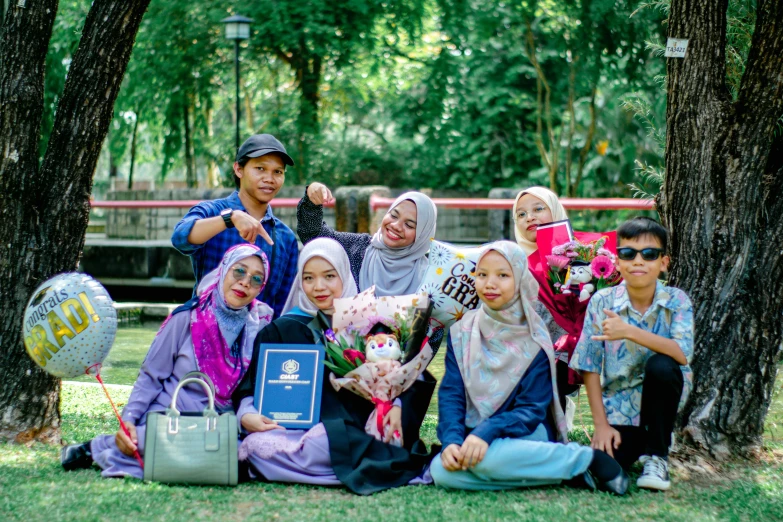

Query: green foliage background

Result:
[30,0,756,196]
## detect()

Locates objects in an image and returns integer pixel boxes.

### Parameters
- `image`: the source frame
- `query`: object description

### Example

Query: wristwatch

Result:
[220,208,235,229]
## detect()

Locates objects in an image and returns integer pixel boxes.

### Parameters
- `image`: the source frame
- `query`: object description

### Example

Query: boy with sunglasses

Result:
[569,217,693,492]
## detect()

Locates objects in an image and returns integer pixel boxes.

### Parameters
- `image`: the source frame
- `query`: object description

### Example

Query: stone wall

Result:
[103,185,518,244]
[432,190,492,245]
[105,186,336,241]
[488,187,525,241]
[384,189,494,245]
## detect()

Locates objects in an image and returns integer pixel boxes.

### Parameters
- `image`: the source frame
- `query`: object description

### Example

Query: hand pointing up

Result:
[591,309,629,341]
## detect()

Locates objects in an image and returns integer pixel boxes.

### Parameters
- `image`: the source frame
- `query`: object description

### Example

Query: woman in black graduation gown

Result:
[232,238,437,495]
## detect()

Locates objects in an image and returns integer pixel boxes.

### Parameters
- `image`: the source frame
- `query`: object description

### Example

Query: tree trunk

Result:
[2,0,9,28]
[128,111,140,190]
[0,0,60,443]
[205,106,220,188]
[243,82,255,133]
[108,147,118,179]
[660,0,783,457]
[183,100,196,188]
[294,47,322,183]
[0,0,150,441]
[573,86,598,197]
[298,55,321,135]
[524,21,559,194]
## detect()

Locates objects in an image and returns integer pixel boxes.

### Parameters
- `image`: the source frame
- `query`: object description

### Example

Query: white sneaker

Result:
[636,455,671,491]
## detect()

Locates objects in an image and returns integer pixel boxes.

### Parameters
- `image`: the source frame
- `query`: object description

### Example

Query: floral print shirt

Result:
[569,281,694,426]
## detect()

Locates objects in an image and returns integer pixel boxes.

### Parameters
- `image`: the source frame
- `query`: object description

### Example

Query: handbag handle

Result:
[169,377,216,416]
[179,371,216,396]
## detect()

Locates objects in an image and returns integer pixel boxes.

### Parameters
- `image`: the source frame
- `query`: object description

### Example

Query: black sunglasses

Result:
[617,247,664,261]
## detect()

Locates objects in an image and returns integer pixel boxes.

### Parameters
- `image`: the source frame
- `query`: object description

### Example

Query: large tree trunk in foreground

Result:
[660,0,783,457]
[0,0,151,441]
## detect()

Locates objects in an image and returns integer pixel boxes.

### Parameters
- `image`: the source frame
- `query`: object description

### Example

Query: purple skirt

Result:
[239,423,341,486]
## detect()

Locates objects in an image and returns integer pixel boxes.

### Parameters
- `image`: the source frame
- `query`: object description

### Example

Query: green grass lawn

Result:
[2,326,782,521]
[70,323,159,386]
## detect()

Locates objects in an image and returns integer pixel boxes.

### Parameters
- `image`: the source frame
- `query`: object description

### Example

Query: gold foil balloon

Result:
[22,273,117,379]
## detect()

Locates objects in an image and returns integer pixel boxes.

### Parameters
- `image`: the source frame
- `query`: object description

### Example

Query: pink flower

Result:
[546,255,570,270]
[342,349,366,365]
[591,255,616,278]
[566,251,579,258]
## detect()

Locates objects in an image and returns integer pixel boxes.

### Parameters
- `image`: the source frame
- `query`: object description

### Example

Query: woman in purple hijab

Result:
[61,244,276,479]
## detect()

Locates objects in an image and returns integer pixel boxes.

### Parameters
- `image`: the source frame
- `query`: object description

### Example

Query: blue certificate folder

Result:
[253,344,325,429]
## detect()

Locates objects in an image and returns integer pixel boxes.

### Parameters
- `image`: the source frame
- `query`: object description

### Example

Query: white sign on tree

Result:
[665,38,689,58]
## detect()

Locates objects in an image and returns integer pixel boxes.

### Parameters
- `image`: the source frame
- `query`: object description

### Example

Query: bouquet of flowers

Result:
[323,287,435,444]
[528,221,621,385]
[545,236,621,302]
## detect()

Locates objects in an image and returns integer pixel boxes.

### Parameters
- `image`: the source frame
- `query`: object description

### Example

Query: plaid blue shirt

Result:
[171,191,299,319]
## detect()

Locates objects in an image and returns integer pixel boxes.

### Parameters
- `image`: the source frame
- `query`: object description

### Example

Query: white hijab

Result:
[512,187,568,256]
[282,238,358,316]
[359,192,438,296]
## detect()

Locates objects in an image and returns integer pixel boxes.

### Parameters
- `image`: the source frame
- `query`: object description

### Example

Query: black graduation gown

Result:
[232,313,438,495]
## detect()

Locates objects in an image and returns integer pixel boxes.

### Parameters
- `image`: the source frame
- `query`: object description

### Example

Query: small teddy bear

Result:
[365,331,402,363]
[561,262,595,302]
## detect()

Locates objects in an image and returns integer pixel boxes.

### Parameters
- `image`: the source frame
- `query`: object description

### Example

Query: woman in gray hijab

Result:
[297,185,437,296]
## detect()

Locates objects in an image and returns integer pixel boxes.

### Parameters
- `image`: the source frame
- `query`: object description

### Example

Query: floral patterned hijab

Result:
[449,241,568,441]
[191,244,273,406]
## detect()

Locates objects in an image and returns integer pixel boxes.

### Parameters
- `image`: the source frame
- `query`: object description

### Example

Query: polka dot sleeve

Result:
[296,187,372,291]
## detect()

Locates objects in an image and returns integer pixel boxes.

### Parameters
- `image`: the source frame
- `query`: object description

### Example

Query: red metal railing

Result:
[89,196,653,211]
[90,198,335,209]
[369,195,654,211]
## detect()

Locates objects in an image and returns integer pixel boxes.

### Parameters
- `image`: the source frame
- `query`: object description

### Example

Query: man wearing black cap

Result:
[172,134,299,318]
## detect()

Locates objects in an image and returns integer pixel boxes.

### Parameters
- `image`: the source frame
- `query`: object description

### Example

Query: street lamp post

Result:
[221,15,252,151]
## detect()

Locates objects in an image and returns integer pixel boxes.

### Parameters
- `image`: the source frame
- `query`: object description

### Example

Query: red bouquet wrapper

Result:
[530,229,618,385]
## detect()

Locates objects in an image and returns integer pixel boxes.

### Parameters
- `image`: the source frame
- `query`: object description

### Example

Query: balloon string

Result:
[95,374,144,469]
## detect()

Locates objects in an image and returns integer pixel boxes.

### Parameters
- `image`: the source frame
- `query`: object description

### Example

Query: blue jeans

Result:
[430,424,593,490]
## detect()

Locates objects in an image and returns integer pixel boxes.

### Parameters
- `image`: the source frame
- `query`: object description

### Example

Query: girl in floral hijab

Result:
[429,241,628,495]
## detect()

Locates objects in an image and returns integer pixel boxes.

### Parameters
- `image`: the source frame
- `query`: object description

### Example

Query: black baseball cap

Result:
[236,134,295,166]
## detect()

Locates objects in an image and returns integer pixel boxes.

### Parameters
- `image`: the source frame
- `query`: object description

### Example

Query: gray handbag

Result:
[143,372,238,486]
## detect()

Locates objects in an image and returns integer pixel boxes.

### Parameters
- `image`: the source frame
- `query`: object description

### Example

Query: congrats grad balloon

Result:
[416,240,484,328]
[22,273,117,379]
